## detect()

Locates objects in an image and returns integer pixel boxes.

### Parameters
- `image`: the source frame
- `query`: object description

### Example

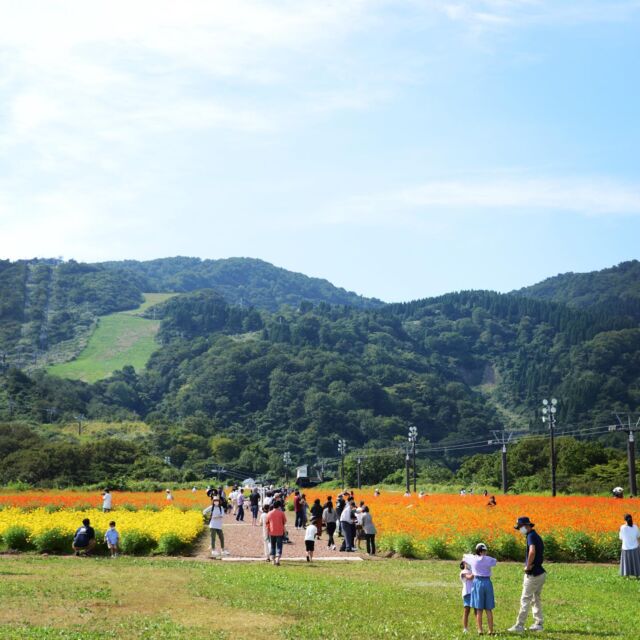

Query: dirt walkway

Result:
[196,515,366,562]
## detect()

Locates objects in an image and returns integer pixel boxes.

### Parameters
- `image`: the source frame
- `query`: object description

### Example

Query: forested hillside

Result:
[0,259,144,368]
[516,259,640,311]
[0,258,638,487]
[97,256,383,311]
[0,256,380,370]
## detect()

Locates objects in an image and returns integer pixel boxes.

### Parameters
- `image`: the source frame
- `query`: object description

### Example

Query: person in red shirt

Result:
[293,491,302,529]
[266,501,287,565]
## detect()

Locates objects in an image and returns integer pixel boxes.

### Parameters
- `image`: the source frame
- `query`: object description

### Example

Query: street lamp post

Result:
[283,451,292,485]
[408,426,418,493]
[338,439,347,489]
[357,456,362,490]
[405,447,411,495]
[542,398,558,497]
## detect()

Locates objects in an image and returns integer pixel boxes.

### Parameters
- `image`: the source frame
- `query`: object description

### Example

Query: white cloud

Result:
[315,176,640,226]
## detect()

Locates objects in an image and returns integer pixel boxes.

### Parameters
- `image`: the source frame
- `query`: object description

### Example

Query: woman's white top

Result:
[619,523,640,550]
[203,505,225,530]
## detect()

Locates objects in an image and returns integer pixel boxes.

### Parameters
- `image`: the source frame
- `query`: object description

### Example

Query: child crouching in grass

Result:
[460,560,474,633]
[104,521,120,558]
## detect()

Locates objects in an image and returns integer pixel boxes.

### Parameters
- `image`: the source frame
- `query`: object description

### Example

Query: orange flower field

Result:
[298,490,629,561]
[0,489,206,510]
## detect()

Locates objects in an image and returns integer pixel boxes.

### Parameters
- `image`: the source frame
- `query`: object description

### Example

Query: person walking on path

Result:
[203,497,229,558]
[323,497,338,550]
[266,500,287,565]
[235,490,245,522]
[361,506,377,556]
[293,491,303,529]
[336,493,346,537]
[463,543,497,636]
[250,489,260,526]
[304,519,318,562]
[508,516,545,633]
[619,513,640,578]
[339,498,355,551]
[310,498,323,537]
[259,504,270,561]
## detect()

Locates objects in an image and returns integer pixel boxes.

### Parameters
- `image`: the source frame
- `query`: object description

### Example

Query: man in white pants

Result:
[508,516,546,633]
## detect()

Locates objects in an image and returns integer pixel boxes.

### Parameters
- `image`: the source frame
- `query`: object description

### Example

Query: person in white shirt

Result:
[102,490,112,513]
[619,513,640,577]
[304,520,318,562]
[259,504,270,561]
[166,489,173,502]
[339,500,355,551]
[203,498,230,558]
[459,560,474,633]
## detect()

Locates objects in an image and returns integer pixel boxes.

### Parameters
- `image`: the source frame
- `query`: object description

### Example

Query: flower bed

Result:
[0,507,203,555]
[297,490,627,562]
[0,490,205,511]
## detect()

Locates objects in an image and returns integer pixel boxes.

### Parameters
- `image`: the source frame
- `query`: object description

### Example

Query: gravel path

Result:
[196,515,367,561]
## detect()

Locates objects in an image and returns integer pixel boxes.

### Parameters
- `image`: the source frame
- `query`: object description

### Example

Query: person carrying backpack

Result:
[73,518,96,556]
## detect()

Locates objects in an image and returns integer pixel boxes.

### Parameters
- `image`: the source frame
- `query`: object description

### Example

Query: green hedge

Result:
[378,531,621,563]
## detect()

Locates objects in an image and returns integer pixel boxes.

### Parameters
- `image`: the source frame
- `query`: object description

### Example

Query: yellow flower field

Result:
[0,507,203,545]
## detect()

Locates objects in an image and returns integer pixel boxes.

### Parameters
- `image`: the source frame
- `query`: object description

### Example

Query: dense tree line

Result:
[0,260,639,487]
[97,256,383,310]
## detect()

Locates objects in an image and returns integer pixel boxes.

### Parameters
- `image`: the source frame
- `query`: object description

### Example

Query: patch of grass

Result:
[0,556,635,639]
[48,294,169,383]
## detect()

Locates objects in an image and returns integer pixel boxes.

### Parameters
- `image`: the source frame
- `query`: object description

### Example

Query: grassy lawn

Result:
[0,556,634,639]
[48,294,174,383]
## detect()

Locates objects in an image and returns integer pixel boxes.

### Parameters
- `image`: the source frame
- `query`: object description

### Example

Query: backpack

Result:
[73,527,89,547]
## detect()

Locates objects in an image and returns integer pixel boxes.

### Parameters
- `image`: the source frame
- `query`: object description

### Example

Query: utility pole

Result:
[74,413,86,437]
[489,430,514,494]
[357,456,362,490]
[282,451,292,485]
[609,414,640,497]
[338,439,347,489]
[405,447,411,495]
[542,398,558,497]
[408,425,418,493]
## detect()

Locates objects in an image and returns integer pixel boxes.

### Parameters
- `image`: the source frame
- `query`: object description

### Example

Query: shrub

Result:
[120,503,137,512]
[120,529,156,555]
[493,534,524,561]
[394,534,418,558]
[157,532,187,555]
[32,528,70,554]
[425,536,452,559]
[592,532,619,562]
[561,530,594,561]
[3,525,33,551]
[542,532,563,562]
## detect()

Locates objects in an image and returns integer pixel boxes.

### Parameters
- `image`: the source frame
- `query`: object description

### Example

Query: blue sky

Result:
[0,1,639,302]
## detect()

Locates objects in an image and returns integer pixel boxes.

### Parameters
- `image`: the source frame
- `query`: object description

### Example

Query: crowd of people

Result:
[200,485,378,564]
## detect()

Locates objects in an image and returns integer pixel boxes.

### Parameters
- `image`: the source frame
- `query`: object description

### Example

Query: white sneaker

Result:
[210,549,219,557]
[462,629,469,634]
[528,624,544,632]
[222,550,230,556]
[331,545,336,550]
[507,625,525,633]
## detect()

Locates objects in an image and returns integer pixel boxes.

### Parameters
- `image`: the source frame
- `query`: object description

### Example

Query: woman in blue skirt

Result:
[463,542,497,635]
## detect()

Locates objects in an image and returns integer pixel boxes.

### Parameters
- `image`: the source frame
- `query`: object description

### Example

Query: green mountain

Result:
[515,260,640,310]
[0,257,382,369]
[0,258,638,488]
[97,257,383,311]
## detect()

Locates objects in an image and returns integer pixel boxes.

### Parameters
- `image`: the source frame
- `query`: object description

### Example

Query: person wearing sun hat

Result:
[508,516,545,633]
